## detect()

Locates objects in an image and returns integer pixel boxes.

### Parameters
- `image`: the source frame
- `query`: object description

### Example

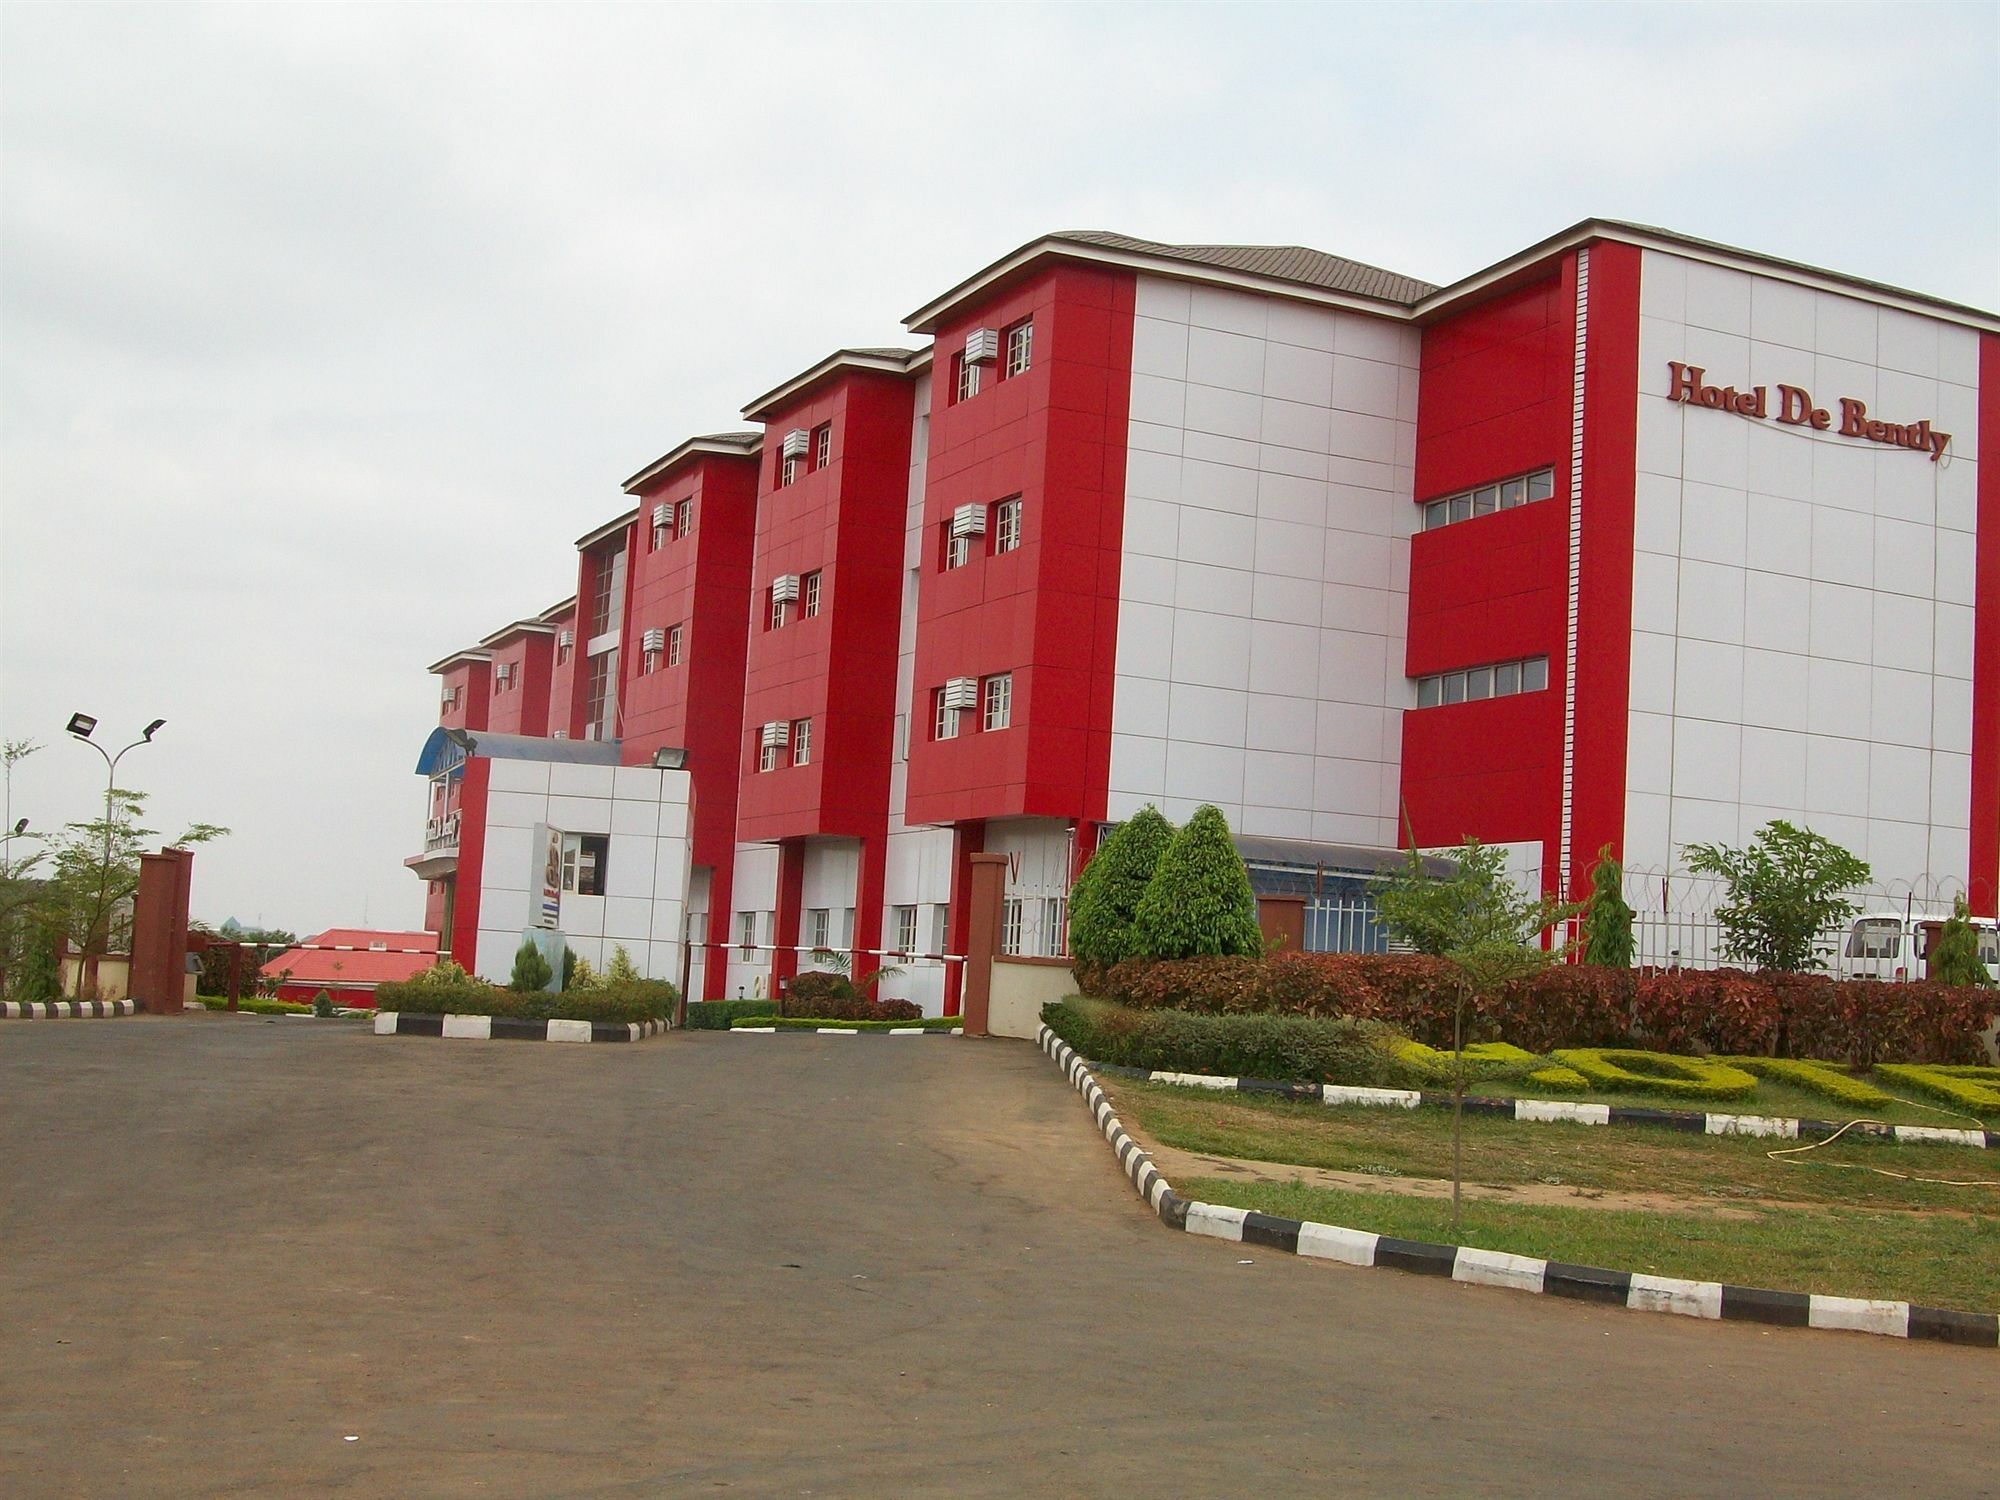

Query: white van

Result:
[1841,911,2000,983]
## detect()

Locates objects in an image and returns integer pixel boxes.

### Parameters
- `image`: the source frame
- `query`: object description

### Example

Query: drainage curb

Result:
[373,1010,668,1043]
[1087,1060,1995,1151]
[2,999,138,1019]
[1038,1025,1997,1348]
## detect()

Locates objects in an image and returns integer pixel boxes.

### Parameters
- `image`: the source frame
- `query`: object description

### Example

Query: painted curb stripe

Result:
[2,999,139,1019]
[1103,1055,1991,1152]
[374,1012,666,1042]
[1037,1024,1995,1346]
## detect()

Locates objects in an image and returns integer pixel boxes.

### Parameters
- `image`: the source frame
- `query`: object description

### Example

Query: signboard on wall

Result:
[533,823,562,929]
[1663,361,1951,461]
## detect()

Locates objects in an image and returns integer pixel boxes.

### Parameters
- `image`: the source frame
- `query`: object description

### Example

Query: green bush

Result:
[374,974,678,1024]
[1550,1048,1757,1102]
[1875,1064,2000,1115]
[1393,1039,1540,1085]
[1580,845,1636,968]
[1129,805,1264,960]
[196,996,313,1015]
[1042,996,1411,1087]
[1722,1056,1894,1110]
[684,999,779,1030]
[509,938,554,993]
[1928,899,1996,989]
[728,1015,959,1031]
[1068,805,1175,970]
[1526,1064,1591,1093]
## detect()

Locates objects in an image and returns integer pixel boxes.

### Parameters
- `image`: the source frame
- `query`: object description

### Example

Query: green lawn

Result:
[1183,1176,2000,1315]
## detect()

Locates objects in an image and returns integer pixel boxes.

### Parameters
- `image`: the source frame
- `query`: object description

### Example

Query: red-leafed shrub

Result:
[779,973,922,1022]
[1100,955,1268,1012]
[1486,965,1635,1053]
[1631,967,1781,1056]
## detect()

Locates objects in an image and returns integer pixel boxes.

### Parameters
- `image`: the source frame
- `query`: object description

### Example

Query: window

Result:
[953,352,980,403]
[1001,898,1023,956]
[812,423,831,470]
[992,496,1021,554]
[642,645,660,674]
[557,631,573,665]
[1412,654,1551,709]
[780,453,800,487]
[982,672,1012,731]
[1846,918,1901,960]
[1042,895,1068,957]
[667,623,683,666]
[942,524,970,570]
[1004,320,1033,378]
[792,717,812,766]
[651,510,668,550]
[675,497,693,537]
[739,911,758,962]
[933,687,960,741]
[769,589,789,630]
[894,905,918,955]
[807,908,831,952]
[583,649,617,740]
[561,832,608,897]
[1421,466,1557,532]
[587,547,623,637]
[758,739,779,772]
[802,570,822,618]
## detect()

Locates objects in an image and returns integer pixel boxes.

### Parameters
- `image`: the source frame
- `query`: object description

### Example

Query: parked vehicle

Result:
[1841,911,2000,982]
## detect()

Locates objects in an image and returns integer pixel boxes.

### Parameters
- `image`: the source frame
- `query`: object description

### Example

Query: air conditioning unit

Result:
[759,720,791,748]
[651,502,669,528]
[964,327,999,365]
[941,676,979,710]
[771,574,801,603]
[558,629,574,650]
[781,428,810,458]
[641,627,666,653]
[950,503,987,539]
[494,662,514,686]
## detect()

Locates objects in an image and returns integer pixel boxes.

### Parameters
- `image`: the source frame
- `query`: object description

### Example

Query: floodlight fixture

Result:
[67,712,98,739]
[652,746,688,770]
[142,718,166,741]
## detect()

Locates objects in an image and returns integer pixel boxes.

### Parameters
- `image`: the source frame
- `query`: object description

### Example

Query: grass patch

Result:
[1104,1079,2000,1214]
[1182,1175,2000,1315]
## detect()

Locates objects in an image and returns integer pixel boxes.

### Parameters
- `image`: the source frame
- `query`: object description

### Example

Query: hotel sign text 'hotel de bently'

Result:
[1665,361,1952,461]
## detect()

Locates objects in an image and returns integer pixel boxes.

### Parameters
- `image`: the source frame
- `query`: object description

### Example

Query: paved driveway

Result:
[1,1015,1991,1497]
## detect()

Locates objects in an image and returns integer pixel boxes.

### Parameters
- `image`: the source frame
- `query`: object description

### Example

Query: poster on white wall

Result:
[533,823,562,929]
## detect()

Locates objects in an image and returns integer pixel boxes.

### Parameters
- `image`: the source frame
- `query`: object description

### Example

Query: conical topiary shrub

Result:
[1129,804,1264,960]
[1580,844,1635,968]
[509,938,553,992]
[1067,805,1176,969]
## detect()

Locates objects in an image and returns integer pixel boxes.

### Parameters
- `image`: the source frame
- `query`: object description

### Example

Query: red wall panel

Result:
[904,263,1136,827]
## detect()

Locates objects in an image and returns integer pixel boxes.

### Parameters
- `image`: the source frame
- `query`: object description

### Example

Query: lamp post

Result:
[65,714,164,996]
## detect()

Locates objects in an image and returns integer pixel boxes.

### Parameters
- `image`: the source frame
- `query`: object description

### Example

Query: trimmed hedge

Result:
[1095,953,1995,1064]
[373,975,679,1024]
[777,983,923,1023]
[684,999,779,1030]
[1042,996,1412,1087]
[1550,1048,1758,1102]
[197,996,313,1016]
[1722,1056,1895,1110]
[729,1015,960,1031]
[1875,1064,2000,1115]
[1392,1039,1540,1084]
[1526,1064,1591,1093]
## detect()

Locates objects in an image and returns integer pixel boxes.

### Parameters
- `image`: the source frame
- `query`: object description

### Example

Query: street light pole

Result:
[64,715,164,997]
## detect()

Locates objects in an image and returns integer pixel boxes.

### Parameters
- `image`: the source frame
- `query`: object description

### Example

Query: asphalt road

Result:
[1,1014,1992,1497]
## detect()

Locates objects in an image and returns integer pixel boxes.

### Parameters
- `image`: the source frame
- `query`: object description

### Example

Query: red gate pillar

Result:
[130,846,195,1016]
[959,853,1008,1039]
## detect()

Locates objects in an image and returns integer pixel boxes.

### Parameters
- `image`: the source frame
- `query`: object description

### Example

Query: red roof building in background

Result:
[261,930,439,1007]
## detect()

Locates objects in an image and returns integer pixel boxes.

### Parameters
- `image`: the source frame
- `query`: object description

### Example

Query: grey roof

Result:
[620,430,763,493]
[1232,834,1454,879]
[1050,231,1437,306]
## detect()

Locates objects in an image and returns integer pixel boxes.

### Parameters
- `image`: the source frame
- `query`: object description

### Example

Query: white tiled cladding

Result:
[1112,275,1417,839]
[1625,247,1982,905]
[724,842,780,999]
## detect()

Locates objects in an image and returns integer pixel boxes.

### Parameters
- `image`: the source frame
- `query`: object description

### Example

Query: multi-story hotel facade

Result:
[408,220,2000,1012]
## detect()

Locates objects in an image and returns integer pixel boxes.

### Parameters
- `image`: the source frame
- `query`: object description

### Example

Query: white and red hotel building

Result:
[407,220,2000,1014]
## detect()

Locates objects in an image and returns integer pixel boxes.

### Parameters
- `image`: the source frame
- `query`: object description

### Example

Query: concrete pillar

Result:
[130,846,194,1016]
[960,852,1008,1038]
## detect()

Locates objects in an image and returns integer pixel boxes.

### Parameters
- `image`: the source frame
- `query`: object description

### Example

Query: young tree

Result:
[1928,897,1995,988]
[40,789,227,997]
[1682,820,1870,973]
[1376,837,1579,1233]
[509,938,553,992]
[604,944,641,983]
[1067,805,1175,968]
[1129,804,1264,960]
[1580,844,1636,968]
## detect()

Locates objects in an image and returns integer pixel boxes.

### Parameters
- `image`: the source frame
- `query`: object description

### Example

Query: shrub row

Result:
[1722,1056,1894,1109]
[1876,1064,2000,1115]
[1549,1049,1758,1102]
[1391,1039,1539,1085]
[1092,954,1996,1065]
[777,974,922,1023]
[197,996,313,1016]
[1042,997,1410,1087]
[684,999,779,1030]
[728,1015,960,1031]
[372,975,680,1024]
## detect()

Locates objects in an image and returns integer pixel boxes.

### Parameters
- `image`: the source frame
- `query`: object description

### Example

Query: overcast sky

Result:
[2,1,1994,936]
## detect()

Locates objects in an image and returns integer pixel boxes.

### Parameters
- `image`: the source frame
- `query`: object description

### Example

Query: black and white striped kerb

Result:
[1036,1025,1998,1348]
[2,999,138,1019]
[729,1025,964,1036]
[1038,1027,1185,1227]
[372,1010,667,1043]
[1089,1062,1997,1151]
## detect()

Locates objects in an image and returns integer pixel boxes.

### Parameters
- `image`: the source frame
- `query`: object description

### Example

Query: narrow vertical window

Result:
[1042,895,1068,957]
[933,688,959,741]
[954,353,979,403]
[982,672,1012,732]
[894,905,918,955]
[667,624,683,666]
[738,911,757,962]
[792,717,812,766]
[1004,320,1032,378]
[802,570,822,618]
[1001,898,1023,956]
[812,423,832,470]
[992,497,1021,554]
[676,497,693,536]
[770,589,789,630]
[758,738,778,772]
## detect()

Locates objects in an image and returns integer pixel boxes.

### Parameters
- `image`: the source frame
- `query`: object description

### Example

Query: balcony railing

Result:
[424,809,461,851]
